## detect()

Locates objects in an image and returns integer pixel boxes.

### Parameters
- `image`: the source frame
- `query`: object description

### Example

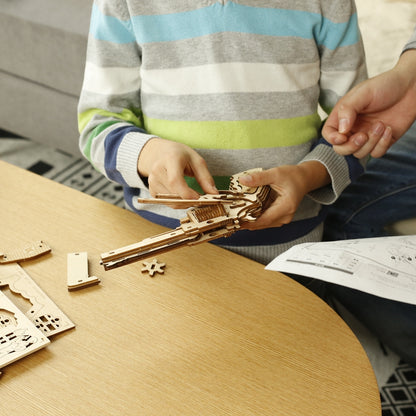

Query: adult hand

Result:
[138,138,218,199]
[322,49,416,158]
[238,162,330,230]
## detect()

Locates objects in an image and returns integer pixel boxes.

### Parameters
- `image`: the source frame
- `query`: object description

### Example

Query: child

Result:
[78,0,367,265]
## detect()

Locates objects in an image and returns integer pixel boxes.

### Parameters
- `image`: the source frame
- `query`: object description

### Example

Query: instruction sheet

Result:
[266,235,416,305]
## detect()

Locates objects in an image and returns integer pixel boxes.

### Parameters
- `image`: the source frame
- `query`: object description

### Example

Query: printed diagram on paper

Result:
[266,235,416,305]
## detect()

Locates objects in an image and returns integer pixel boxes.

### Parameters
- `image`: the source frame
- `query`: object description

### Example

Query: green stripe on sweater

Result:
[78,108,144,134]
[143,114,322,149]
[83,120,119,162]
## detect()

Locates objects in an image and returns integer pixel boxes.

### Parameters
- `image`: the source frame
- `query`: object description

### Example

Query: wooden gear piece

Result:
[0,263,75,337]
[141,259,166,277]
[0,240,51,264]
[101,168,275,270]
[67,252,100,291]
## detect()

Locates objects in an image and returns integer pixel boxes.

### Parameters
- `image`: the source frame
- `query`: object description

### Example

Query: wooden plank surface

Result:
[0,161,381,415]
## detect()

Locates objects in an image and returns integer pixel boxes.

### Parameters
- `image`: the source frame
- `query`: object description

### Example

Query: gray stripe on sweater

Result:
[141,34,319,69]
[78,90,142,115]
[86,36,142,68]
[125,0,355,23]
[142,88,320,121]
[195,143,314,175]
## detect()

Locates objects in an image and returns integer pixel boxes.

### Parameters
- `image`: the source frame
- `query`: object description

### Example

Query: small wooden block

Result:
[67,252,100,291]
[0,240,51,264]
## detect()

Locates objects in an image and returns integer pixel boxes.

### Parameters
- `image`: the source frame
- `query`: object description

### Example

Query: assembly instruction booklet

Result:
[266,235,416,305]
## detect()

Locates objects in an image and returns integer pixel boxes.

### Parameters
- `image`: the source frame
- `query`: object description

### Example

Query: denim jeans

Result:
[323,121,416,368]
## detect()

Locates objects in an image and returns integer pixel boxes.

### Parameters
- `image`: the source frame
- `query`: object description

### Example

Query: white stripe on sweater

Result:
[320,63,367,97]
[140,62,320,95]
[82,62,141,95]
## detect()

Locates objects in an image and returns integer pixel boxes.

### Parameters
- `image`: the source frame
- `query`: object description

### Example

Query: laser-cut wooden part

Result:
[0,291,50,368]
[141,259,166,277]
[101,169,275,270]
[0,240,51,264]
[0,263,75,337]
[67,252,100,291]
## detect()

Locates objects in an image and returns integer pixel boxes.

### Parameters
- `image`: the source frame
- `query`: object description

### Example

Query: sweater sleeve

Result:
[317,0,368,113]
[300,137,367,205]
[77,0,154,189]
[298,0,368,205]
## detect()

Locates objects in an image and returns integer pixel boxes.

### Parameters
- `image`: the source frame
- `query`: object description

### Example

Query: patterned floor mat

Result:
[381,362,416,416]
[0,135,125,207]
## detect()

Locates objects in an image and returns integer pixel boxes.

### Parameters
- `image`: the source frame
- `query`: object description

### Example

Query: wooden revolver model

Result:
[100,169,274,270]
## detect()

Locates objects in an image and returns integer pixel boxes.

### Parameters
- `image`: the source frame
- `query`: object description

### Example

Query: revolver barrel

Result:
[100,212,239,270]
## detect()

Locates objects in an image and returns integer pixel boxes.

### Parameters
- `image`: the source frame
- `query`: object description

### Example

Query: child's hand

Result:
[138,138,218,199]
[239,162,330,230]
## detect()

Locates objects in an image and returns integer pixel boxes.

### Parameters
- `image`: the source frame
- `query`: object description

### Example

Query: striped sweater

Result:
[78,0,367,264]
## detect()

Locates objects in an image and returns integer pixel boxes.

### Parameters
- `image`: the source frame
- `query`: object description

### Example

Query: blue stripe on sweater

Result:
[90,2,358,50]
[90,4,136,44]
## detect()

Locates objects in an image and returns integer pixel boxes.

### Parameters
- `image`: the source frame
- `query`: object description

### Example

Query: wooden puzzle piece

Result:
[0,291,50,369]
[0,263,75,337]
[101,169,274,270]
[67,252,100,291]
[0,240,51,264]
[141,259,166,277]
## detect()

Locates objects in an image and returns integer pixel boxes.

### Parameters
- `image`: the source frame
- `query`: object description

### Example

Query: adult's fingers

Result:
[351,123,391,159]
[369,126,393,158]
[322,111,349,145]
[332,132,368,155]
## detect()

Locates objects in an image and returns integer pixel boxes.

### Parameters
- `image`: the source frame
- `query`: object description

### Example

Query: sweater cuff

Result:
[115,131,156,189]
[299,143,363,205]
